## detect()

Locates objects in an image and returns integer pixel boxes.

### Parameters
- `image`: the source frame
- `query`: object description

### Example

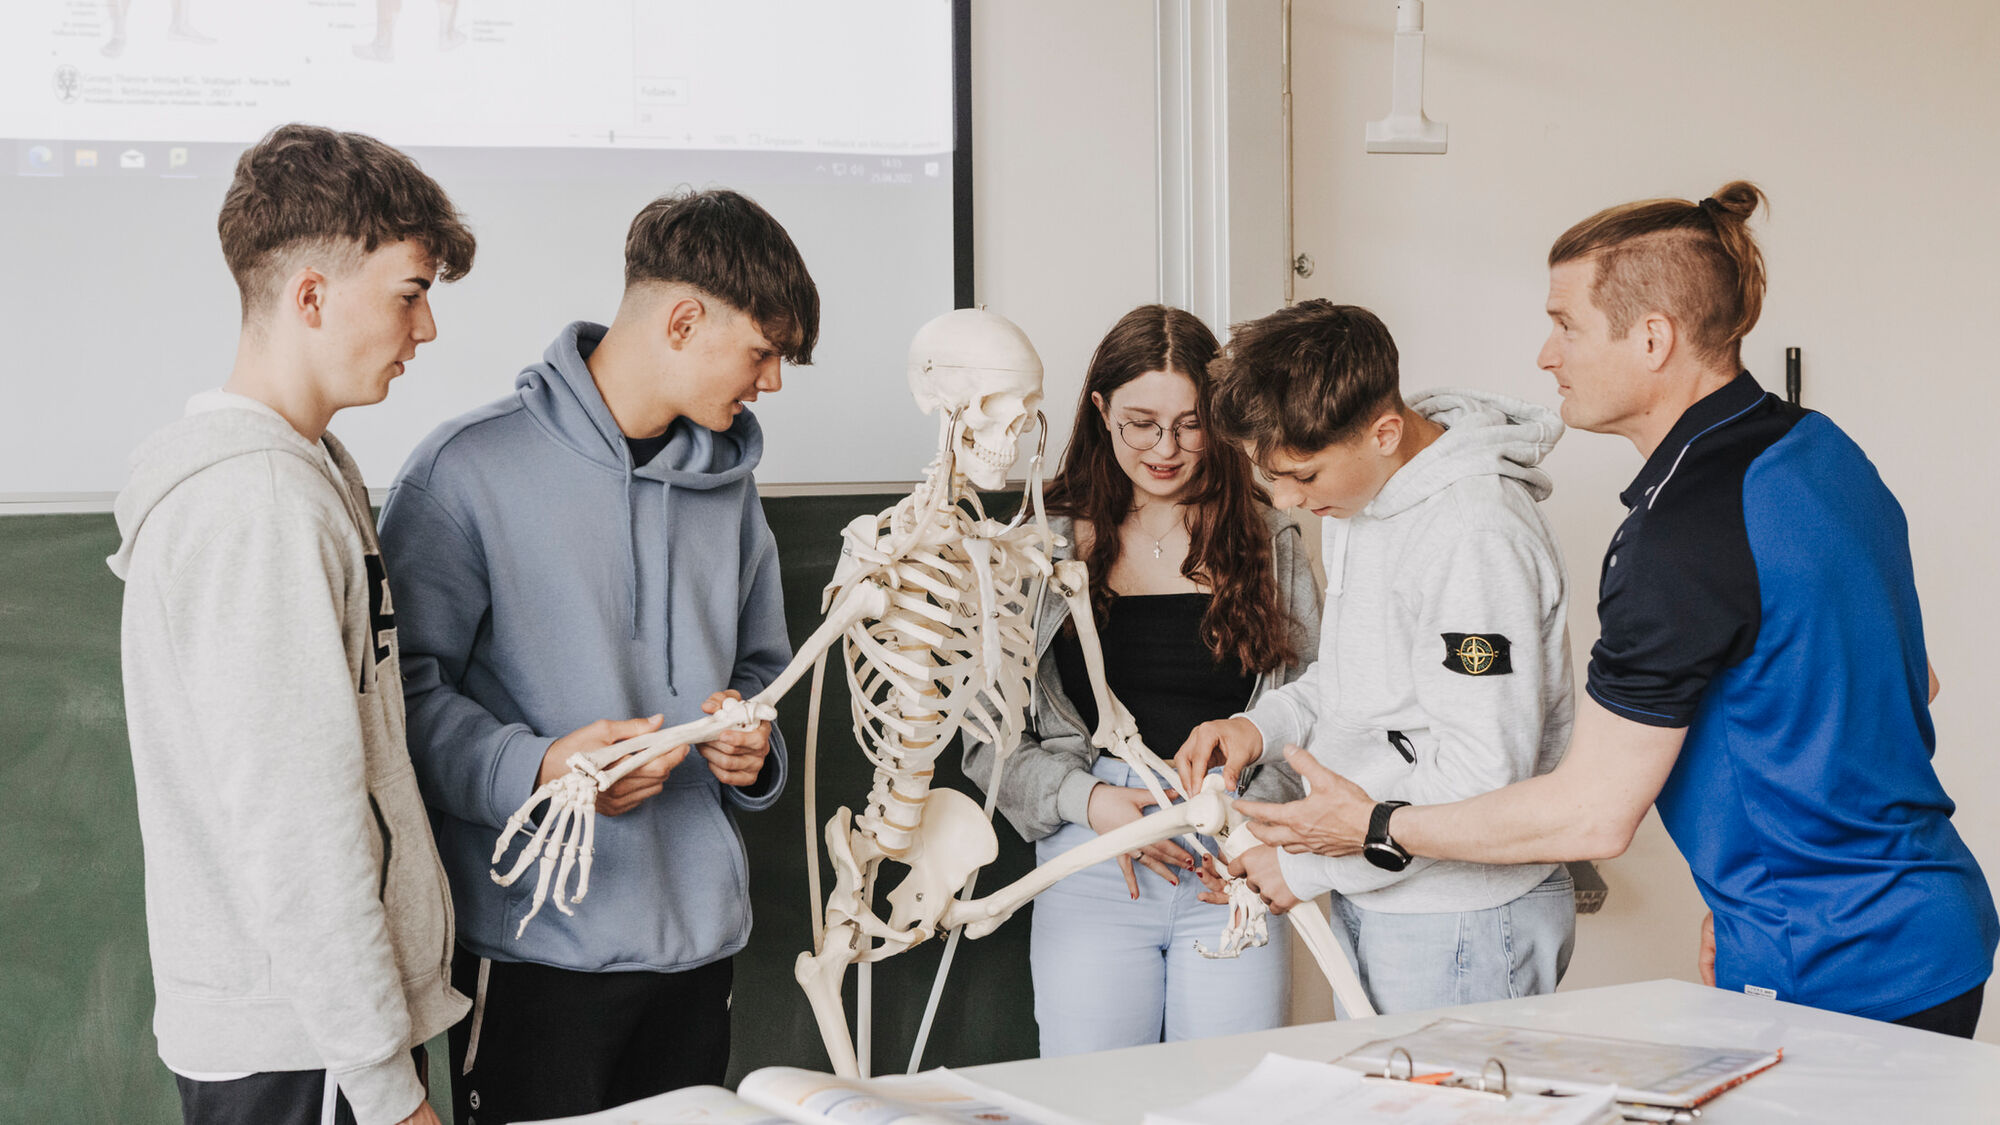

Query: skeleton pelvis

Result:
[882,788,999,937]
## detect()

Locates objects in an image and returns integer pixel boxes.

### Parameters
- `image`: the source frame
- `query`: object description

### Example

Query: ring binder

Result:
[1336,1018,1775,1123]
[1362,1047,1512,1101]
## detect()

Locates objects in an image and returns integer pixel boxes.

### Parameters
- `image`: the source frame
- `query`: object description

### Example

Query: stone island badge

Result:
[1442,632,1512,676]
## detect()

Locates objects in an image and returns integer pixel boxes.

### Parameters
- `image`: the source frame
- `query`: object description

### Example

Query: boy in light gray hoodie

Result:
[1177,301,1576,1014]
[108,124,477,1125]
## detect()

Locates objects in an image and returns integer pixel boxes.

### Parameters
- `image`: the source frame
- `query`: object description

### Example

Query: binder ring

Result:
[1381,1047,1415,1082]
[1477,1057,1510,1096]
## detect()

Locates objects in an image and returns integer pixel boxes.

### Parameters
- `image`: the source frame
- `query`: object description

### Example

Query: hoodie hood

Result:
[517,320,763,489]
[109,398,347,580]
[1366,388,1563,521]
[514,320,766,650]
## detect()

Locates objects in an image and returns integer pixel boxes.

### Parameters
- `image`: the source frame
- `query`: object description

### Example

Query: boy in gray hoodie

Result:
[377,188,817,1123]
[108,124,477,1125]
[1177,301,1576,1014]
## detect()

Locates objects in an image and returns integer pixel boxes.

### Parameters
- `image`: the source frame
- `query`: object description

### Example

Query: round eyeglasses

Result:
[1116,418,1205,453]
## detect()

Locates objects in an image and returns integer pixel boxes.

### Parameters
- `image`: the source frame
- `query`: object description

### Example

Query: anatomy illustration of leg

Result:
[355,0,399,60]
[103,0,130,56]
[168,0,212,43]
[438,0,466,50]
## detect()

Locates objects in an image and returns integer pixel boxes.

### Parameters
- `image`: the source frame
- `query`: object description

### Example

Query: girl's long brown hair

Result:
[1043,305,1294,673]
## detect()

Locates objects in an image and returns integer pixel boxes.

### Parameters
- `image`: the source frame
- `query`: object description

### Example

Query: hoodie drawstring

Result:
[659,484,676,695]
[1325,516,1352,597]
[624,474,642,640]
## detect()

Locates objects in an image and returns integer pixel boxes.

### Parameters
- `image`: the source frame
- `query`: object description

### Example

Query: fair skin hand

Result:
[536,714,686,816]
[695,689,774,787]
[588,285,787,439]
[1191,844,1300,915]
[1174,715,1266,795]
[224,238,441,443]
[397,1103,441,1125]
[1234,699,1684,864]
[1699,912,1716,986]
[1086,783,1195,897]
[535,690,772,812]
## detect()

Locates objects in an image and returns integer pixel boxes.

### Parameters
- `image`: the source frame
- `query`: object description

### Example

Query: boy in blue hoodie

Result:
[378,188,818,1123]
[1177,301,1577,1015]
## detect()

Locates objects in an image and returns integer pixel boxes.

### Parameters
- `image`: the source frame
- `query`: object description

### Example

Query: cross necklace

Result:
[1134,504,1185,559]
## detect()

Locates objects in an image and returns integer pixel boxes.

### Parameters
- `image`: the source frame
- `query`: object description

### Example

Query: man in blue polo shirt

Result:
[1184,180,1997,1035]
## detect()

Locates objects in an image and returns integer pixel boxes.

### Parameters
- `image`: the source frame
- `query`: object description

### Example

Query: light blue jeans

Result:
[1331,865,1576,1014]
[1029,757,1289,1057]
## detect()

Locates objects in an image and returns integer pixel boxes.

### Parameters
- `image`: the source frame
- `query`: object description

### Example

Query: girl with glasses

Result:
[963,305,1320,1055]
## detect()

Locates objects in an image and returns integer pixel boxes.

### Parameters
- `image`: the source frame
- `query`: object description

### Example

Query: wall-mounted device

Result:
[1365,0,1448,154]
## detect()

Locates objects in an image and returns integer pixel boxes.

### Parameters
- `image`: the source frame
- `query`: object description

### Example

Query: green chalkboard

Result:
[0,499,1040,1123]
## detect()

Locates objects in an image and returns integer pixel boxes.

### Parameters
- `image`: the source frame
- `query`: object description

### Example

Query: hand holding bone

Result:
[538,715,683,816]
[1233,744,1376,856]
[1086,783,1195,898]
[1175,715,1265,796]
[1225,843,1299,915]
[696,689,772,787]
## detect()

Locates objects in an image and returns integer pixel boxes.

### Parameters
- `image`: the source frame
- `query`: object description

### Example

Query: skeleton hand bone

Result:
[490,695,779,935]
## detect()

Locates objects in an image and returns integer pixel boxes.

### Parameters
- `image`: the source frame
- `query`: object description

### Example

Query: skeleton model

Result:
[490,310,1375,1077]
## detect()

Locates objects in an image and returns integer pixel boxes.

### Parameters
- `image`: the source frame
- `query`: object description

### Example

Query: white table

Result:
[960,979,1998,1123]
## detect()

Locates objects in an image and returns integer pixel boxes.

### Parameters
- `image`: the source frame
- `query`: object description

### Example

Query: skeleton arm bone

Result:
[942,780,1233,940]
[582,581,892,788]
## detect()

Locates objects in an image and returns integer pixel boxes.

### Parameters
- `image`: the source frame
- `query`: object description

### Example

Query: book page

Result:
[517,1083,788,1124]
[1145,1054,1620,1125]
[737,1067,1085,1125]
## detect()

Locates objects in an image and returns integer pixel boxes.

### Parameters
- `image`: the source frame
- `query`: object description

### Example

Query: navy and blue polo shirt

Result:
[1587,372,1997,1021]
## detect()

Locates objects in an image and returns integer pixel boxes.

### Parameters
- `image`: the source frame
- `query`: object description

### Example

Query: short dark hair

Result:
[624,188,821,365]
[1548,180,1767,368]
[218,123,475,319]
[1208,300,1404,463]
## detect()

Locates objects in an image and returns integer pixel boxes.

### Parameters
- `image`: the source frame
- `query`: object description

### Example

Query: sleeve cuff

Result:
[726,727,787,811]
[1055,768,1102,828]
[490,726,558,828]
[1276,848,1337,903]
[1585,682,1692,729]
[1237,705,1293,766]
[333,1050,424,1125]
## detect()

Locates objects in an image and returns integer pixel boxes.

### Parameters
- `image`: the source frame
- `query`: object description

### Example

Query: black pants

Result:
[175,1048,426,1125]
[448,945,732,1125]
[1891,982,1985,1038]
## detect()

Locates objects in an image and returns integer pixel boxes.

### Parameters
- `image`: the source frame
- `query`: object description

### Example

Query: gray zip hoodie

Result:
[1244,389,1574,914]
[963,507,1319,841]
[107,392,467,1125]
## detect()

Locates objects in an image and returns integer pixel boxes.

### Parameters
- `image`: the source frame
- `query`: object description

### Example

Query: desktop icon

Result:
[27,145,55,171]
[75,148,98,168]
[120,149,145,169]
[924,161,940,177]
[168,147,189,170]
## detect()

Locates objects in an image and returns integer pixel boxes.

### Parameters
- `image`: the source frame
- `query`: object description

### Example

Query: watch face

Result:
[1363,842,1411,872]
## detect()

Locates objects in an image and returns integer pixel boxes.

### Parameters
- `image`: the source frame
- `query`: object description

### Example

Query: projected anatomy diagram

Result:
[7,0,951,154]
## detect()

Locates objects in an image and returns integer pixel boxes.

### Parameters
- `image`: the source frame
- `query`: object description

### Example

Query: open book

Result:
[1335,1018,1782,1112]
[518,1066,1091,1125]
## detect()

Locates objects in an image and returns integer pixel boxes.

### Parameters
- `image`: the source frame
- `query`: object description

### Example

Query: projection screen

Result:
[1,0,967,497]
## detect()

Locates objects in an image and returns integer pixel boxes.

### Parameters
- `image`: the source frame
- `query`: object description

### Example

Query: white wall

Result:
[1288,0,2000,1039]
[972,0,1161,452]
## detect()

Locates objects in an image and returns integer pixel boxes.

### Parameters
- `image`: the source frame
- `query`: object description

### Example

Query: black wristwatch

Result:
[1363,800,1414,871]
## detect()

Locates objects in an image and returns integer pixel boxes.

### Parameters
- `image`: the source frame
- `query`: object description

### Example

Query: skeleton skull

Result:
[907,308,1044,490]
